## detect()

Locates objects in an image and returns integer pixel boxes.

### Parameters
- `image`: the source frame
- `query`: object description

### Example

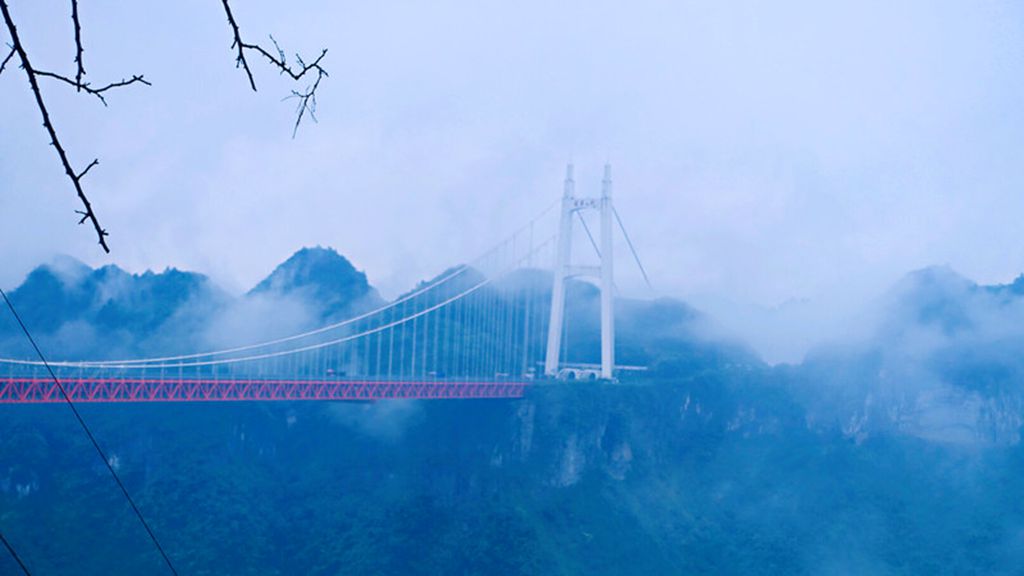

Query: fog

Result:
[786,265,1024,447]
[3,2,1024,366]
[9,5,1024,573]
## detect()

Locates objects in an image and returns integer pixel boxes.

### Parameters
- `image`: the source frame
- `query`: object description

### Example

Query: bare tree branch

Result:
[220,0,328,136]
[220,0,255,91]
[0,44,13,76]
[244,38,327,83]
[71,0,84,89]
[77,158,99,179]
[0,0,110,252]
[35,69,150,106]
[1,2,329,253]
[284,72,323,138]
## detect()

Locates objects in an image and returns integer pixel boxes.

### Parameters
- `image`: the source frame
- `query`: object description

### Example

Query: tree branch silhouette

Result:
[1,1,330,253]
[0,44,13,76]
[0,0,131,252]
[220,0,328,137]
[71,0,84,89]
[34,69,150,106]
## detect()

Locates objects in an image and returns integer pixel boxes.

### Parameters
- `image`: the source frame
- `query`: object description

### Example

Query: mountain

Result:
[4,255,1021,449]
[0,257,227,360]
[6,259,1024,573]
[249,247,384,321]
[0,248,390,360]
[798,265,1024,446]
[3,366,1023,574]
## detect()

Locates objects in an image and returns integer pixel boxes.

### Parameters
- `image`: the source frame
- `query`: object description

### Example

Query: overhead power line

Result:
[0,287,179,575]
[0,530,32,575]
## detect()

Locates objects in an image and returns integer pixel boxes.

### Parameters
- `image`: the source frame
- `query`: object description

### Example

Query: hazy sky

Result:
[3,1,1024,315]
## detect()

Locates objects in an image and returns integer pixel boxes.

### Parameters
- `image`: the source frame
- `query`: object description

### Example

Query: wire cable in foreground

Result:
[0,287,179,575]
[0,529,32,575]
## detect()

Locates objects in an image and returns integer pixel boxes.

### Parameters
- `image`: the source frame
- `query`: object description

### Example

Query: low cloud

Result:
[796,266,1024,446]
[325,400,422,442]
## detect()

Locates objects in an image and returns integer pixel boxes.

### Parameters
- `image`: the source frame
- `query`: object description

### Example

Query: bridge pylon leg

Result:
[544,163,616,380]
[544,164,574,377]
[599,164,615,379]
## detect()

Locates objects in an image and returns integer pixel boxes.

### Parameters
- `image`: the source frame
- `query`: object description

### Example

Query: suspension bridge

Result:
[0,165,644,404]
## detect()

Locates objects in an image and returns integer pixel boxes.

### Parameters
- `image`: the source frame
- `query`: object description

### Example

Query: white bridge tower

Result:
[544,163,616,379]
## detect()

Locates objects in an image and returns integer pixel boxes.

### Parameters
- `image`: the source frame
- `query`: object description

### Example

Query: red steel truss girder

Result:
[0,378,528,404]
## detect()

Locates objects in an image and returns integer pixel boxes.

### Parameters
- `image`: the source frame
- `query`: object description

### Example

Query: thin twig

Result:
[0,0,110,252]
[243,42,327,83]
[0,44,13,76]
[284,69,324,137]
[77,158,99,179]
[220,0,328,135]
[71,0,84,89]
[35,69,149,106]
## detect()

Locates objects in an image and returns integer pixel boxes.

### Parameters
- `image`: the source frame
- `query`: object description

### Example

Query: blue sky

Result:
[2,1,1024,337]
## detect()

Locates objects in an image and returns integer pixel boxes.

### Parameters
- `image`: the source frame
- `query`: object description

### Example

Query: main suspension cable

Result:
[1,199,561,369]
[43,236,555,370]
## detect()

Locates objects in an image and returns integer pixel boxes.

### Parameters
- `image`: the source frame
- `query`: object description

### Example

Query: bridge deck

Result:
[0,377,528,403]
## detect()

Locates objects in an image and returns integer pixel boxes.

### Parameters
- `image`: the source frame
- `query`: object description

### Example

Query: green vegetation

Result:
[4,253,1024,573]
[3,376,1024,575]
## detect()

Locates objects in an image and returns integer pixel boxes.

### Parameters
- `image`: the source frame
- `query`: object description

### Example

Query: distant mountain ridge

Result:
[8,254,1024,448]
[0,248,383,360]
[0,247,747,374]
[799,265,1024,446]
[8,257,222,334]
[249,246,384,321]
[7,263,1024,573]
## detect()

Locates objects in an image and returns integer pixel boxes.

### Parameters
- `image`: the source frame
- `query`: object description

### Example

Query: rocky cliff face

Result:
[792,265,1024,448]
[6,259,1024,573]
[4,369,1024,574]
[823,385,1024,446]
